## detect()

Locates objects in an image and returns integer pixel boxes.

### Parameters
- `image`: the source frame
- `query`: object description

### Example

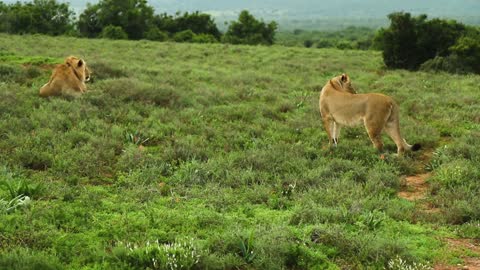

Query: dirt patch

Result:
[398,173,431,201]
[435,238,480,270]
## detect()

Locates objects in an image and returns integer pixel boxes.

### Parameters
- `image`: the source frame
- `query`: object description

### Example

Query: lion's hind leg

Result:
[384,123,406,156]
[332,122,342,146]
[364,118,385,152]
[322,117,335,147]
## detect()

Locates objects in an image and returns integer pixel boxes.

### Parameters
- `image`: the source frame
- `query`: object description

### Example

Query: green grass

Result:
[0,33,479,269]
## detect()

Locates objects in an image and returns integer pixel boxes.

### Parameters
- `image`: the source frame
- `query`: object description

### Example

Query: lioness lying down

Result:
[39,56,91,97]
[319,74,420,156]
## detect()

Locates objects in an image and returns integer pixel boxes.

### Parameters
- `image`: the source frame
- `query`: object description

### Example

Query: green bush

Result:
[304,40,313,48]
[144,27,168,42]
[336,41,354,50]
[173,30,195,42]
[449,36,480,73]
[420,55,472,74]
[100,25,128,40]
[191,33,218,43]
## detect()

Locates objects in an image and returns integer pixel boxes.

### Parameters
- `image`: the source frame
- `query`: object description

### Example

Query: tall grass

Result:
[0,33,479,269]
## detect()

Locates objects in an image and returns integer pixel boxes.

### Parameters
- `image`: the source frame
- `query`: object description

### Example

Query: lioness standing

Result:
[319,74,420,156]
[39,56,91,97]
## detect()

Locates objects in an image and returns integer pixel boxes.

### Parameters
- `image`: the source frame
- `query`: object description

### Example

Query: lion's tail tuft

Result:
[411,143,421,151]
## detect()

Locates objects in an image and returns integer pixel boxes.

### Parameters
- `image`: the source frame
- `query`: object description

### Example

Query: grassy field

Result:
[0,33,479,270]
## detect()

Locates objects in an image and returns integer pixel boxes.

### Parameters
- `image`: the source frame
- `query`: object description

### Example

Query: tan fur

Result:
[319,74,419,156]
[39,56,91,97]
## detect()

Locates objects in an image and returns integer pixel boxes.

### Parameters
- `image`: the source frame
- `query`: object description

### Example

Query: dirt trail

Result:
[398,173,431,201]
[396,145,480,269]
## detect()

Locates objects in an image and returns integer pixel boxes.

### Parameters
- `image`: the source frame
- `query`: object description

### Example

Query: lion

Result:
[319,74,420,156]
[39,56,91,97]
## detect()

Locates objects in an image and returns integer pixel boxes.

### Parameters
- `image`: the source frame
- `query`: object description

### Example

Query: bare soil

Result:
[397,144,479,269]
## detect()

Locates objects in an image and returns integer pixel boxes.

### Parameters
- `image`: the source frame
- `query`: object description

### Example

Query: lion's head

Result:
[65,56,91,83]
[331,73,356,94]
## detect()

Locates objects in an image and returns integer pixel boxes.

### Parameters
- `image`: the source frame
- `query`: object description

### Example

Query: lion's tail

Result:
[388,102,421,153]
[403,139,421,152]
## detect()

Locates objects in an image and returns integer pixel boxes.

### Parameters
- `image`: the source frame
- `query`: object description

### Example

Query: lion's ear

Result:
[341,74,348,82]
[77,59,83,67]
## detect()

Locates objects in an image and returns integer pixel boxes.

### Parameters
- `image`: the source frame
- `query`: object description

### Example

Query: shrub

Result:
[144,27,168,42]
[173,30,195,42]
[419,55,472,74]
[286,245,338,270]
[304,40,313,48]
[449,36,480,73]
[191,33,218,43]
[153,11,221,40]
[100,25,128,40]
[316,40,334,48]
[336,41,354,50]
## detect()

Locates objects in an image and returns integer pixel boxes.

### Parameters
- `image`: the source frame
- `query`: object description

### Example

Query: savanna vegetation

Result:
[0,32,479,269]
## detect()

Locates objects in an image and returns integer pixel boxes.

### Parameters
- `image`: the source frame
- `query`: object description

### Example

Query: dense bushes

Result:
[77,0,154,40]
[223,10,278,45]
[278,26,375,50]
[0,0,75,35]
[374,12,480,73]
[0,0,277,45]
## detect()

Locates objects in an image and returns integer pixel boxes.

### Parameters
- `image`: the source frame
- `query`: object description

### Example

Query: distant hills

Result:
[3,0,479,30]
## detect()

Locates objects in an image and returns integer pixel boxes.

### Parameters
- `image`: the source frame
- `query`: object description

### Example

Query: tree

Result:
[449,36,480,73]
[0,0,75,35]
[152,11,221,41]
[375,12,470,71]
[223,10,277,45]
[77,0,155,39]
[379,12,424,70]
[77,3,102,38]
[416,18,466,62]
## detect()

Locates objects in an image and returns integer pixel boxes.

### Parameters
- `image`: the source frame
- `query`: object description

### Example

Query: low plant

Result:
[386,256,432,270]
[113,238,201,270]
[0,194,31,214]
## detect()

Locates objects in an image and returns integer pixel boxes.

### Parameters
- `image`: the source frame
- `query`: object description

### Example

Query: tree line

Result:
[0,0,277,45]
[0,1,479,74]
[374,12,480,74]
